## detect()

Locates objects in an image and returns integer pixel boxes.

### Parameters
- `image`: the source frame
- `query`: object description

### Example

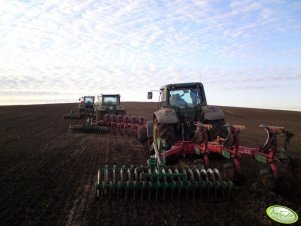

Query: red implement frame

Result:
[160,124,287,180]
[95,114,145,136]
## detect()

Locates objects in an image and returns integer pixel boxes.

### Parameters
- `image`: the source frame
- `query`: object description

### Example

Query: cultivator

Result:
[95,123,292,200]
[63,110,82,119]
[92,82,294,201]
[160,123,292,183]
[96,164,233,201]
[95,114,145,136]
[69,113,146,135]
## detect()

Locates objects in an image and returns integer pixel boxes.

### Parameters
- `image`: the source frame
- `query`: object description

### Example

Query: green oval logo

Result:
[266,205,298,224]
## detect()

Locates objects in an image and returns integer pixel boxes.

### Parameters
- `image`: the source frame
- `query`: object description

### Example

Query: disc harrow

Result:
[96,164,233,201]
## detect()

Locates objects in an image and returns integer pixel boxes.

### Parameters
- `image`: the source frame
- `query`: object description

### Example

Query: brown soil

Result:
[0,102,300,225]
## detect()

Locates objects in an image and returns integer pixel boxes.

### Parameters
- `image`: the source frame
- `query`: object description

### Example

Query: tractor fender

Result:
[116,105,125,111]
[154,108,178,124]
[95,105,107,112]
[202,105,225,121]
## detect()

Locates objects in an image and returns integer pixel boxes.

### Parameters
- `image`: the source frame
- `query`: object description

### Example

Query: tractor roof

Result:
[101,94,120,96]
[160,82,204,90]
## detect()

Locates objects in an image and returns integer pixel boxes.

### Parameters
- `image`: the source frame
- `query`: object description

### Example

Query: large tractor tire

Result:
[206,119,228,141]
[96,111,105,121]
[137,126,147,144]
[117,110,126,115]
[153,118,177,150]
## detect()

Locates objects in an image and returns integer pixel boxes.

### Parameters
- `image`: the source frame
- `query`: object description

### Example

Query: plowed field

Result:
[0,103,300,225]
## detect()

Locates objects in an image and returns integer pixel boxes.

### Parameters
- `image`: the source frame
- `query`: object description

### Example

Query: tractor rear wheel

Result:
[206,119,228,141]
[153,118,177,150]
[137,126,147,143]
[117,110,126,115]
[96,111,105,121]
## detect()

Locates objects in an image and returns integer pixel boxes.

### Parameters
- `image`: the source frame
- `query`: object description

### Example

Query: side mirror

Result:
[147,92,153,99]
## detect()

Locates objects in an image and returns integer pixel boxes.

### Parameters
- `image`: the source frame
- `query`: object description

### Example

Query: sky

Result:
[0,0,301,111]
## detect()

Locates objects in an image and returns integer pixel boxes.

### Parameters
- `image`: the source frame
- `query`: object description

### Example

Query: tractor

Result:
[79,96,95,114]
[94,94,126,121]
[69,94,127,133]
[138,82,227,146]
[95,82,294,201]
[64,96,95,119]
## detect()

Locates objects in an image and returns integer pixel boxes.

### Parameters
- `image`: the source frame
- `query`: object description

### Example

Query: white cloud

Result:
[0,0,300,110]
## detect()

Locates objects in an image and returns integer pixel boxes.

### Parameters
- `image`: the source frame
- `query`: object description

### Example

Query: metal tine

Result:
[139,172,144,201]
[133,181,136,201]
[167,168,173,201]
[177,184,182,202]
[185,187,189,201]
[193,167,201,200]
[228,182,233,199]
[117,182,120,200]
[213,168,222,200]
[109,181,113,200]
[181,169,189,201]
[174,168,181,202]
[200,168,208,200]
[162,168,166,202]
[155,168,159,201]
[125,184,128,200]
[208,168,217,200]
[148,181,152,201]
[188,168,195,200]
[222,181,227,200]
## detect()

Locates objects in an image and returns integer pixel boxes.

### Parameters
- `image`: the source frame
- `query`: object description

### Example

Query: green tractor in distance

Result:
[64,96,95,119]
[79,96,95,113]
[138,82,227,147]
[94,94,126,121]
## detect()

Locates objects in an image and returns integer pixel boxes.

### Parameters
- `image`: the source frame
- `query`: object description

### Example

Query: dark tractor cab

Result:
[146,82,226,143]
[79,96,95,112]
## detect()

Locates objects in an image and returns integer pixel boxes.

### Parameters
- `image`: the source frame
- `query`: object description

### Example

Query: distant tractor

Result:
[79,96,95,114]
[94,94,126,121]
[64,96,95,119]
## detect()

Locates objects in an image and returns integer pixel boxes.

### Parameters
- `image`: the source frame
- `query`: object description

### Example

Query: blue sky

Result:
[0,0,300,110]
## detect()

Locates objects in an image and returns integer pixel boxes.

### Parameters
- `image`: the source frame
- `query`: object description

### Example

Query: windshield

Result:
[169,88,202,108]
[84,97,94,104]
[103,96,117,105]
